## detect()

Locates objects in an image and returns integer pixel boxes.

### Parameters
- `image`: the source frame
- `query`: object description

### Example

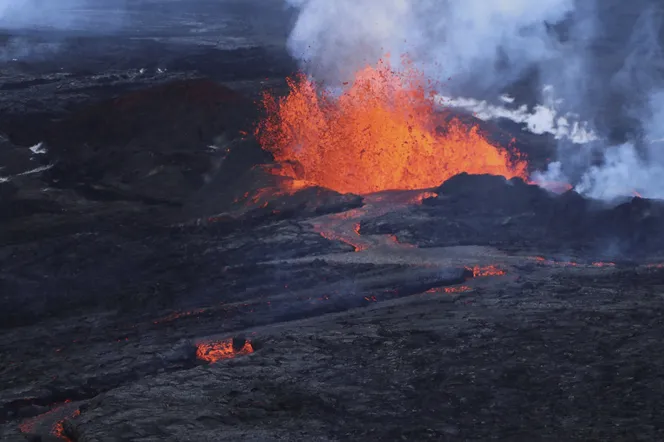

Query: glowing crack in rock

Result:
[19,400,80,441]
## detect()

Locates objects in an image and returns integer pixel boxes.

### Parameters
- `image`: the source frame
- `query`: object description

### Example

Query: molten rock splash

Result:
[256,58,528,194]
[196,338,254,363]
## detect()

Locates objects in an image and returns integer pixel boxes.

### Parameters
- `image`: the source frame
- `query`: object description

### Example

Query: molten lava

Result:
[19,401,79,441]
[196,338,254,363]
[256,57,528,194]
[468,265,506,277]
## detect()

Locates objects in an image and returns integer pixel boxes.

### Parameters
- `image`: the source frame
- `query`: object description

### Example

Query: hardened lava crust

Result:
[2,2,664,441]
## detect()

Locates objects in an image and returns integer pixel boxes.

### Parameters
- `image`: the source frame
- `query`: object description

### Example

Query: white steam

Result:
[536,5,664,200]
[286,0,576,93]
[285,0,664,201]
[435,90,597,144]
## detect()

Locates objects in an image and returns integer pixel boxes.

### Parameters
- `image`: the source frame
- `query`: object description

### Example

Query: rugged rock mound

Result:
[42,79,254,204]
[361,173,664,258]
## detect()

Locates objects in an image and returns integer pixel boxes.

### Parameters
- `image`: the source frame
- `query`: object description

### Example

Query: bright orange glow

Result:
[468,265,506,277]
[52,410,80,441]
[409,191,437,204]
[19,401,79,441]
[313,221,368,252]
[256,57,528,194]
[196,338,254,363]
[386,234,416,248]
[591,262,616,268]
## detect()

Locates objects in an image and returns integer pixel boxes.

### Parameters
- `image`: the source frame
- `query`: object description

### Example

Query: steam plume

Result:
[285,0,576,95]
[284,0,664,201]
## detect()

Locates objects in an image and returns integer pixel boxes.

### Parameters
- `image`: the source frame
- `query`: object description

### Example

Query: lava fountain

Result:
[256,57,528,194]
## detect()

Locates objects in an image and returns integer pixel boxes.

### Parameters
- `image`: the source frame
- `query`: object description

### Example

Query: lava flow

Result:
[256,57,528,194]
[196,338,254,363]
[19,400,80,441]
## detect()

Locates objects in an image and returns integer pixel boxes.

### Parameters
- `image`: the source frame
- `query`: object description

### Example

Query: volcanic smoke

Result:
[281,0,664,200]
[256,58,528,194]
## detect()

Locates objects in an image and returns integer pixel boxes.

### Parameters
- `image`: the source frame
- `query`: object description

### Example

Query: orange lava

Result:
[312,219,368,252]
[19,401,79,441]
[234,177,312,207]
[52,411,80,441]
[256,57,528,194]
[591,262,616,268]
[408,191,438,204]
[196,338,254,363]
[468,265,506,277]
[353,223,362,236]
[386,234,416,248]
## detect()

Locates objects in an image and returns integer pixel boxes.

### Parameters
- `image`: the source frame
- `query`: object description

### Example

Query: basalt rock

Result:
[363,173,664,258]
[42,79,254,205]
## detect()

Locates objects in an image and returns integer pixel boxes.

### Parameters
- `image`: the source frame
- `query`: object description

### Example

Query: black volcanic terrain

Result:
[2,2,664,441]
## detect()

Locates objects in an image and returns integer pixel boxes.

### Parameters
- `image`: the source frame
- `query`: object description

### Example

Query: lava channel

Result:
[19,400,80,441]
[256,56,528,194]
[310,190,436,252]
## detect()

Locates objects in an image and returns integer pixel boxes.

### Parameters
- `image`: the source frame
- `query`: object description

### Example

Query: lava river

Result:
[263,189,623,281]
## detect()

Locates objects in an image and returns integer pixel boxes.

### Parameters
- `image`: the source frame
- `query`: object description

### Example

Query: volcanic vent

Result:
[255,57,528,194]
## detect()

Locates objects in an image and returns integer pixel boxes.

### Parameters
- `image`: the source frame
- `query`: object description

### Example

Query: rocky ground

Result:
[3,3,664,441]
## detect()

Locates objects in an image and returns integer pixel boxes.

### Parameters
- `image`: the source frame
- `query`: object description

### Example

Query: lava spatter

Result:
[196,338,254,363]
[256,57,528,194]
[468,265,506,277]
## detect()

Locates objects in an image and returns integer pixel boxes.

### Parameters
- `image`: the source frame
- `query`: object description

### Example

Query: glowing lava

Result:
[256,57,528,194]
[468,265,506,277]
[196,338,254,363]
[19,401,80,441]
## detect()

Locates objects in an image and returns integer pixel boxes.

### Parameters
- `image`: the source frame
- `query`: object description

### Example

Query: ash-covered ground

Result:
[2,2,664,441]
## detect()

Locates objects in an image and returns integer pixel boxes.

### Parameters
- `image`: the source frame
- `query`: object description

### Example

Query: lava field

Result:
[2,2,664,441]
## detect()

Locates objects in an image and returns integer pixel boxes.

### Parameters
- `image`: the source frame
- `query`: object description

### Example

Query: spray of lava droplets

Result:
[256,56,528,194]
